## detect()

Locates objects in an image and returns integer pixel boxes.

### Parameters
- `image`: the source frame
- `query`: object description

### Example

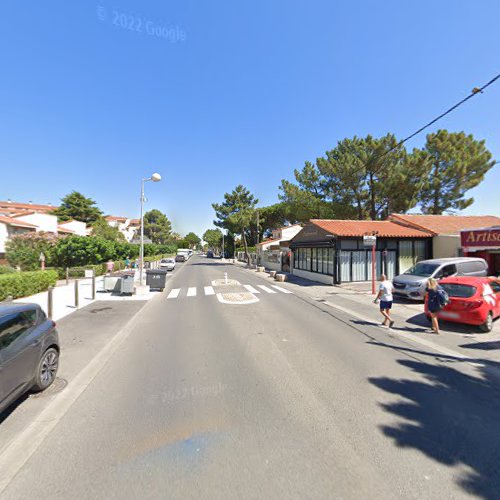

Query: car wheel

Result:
[32,347,59,392]
[479,313,493,333]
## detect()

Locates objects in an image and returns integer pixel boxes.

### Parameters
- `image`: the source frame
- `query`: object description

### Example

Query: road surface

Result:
[2,255,500,499]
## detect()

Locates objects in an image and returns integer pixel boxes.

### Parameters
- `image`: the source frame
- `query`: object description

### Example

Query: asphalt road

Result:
[2,256,500,499]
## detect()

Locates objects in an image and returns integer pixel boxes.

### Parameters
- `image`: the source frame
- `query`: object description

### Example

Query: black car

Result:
[0,303,60,413]
[175,254,187,262]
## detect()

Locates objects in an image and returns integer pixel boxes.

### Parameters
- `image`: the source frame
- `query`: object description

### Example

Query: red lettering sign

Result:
[461,228,500,247]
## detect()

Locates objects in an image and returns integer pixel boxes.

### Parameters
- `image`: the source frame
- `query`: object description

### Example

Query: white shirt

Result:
[379,280,393,302]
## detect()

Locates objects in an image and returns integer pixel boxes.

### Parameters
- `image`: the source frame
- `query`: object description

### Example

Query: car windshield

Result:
[403,263,440,277]
[440,283,477,298]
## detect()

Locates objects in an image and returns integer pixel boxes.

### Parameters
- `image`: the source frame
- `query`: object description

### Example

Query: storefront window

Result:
[312,248,317,272]
[328,248,334,275]
[306,248,311,270]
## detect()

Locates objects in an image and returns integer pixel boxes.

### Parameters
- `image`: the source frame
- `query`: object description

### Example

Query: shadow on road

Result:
[459,340,500,351]
[0,392,29,425]
[368,345,500,499]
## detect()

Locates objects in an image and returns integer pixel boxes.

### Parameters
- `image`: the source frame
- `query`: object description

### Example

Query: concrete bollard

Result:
[47,286,54,319]
[269,271,277,278]
[92,275,96,300]
[257,266,265,272]
[275,273,286,282]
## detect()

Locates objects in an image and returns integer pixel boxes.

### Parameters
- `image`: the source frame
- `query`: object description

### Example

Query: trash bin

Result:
[120,274,135,295]
[145,269,168,291]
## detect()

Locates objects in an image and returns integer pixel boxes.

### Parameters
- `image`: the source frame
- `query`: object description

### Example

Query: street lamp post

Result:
[139,173,162,285]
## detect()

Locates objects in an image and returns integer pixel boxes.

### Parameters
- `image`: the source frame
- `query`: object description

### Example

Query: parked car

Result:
[393,257,488,300]
[0,303,60,413]
[175,254,187,262]
[424,276,500,332]
[159,258,176,271]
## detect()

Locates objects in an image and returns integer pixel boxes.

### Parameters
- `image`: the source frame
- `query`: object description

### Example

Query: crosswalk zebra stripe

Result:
[167,288,180,299]
[187,287,197,297]
[243,285,260,294]
[258,285,276,294]
[271,285,293,294]
[204,286,215,296]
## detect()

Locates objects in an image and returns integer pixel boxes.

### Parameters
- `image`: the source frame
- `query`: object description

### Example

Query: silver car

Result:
[159,258,176,271]
[392,257,488,300]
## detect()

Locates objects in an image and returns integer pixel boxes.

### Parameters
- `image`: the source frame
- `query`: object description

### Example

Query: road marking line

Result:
[167,288,180,299]
[204,286,215,296]
[187,287,197,297]
[271,285,293,294]
[258,285,276,294]
[243,285,260,294]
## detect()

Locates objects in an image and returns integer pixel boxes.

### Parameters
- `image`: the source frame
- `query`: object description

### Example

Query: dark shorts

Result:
[380,300,392,310]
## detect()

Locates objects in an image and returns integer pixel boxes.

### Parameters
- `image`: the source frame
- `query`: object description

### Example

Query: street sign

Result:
[363,235,377,247]
[39,252,45,261]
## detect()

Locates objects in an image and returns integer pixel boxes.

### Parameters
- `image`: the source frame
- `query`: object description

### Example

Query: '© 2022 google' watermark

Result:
[97,5,186,43]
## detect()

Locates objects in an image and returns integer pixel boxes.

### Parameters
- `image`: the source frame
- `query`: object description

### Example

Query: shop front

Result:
[289,220,432,285]
[461,227,500,276]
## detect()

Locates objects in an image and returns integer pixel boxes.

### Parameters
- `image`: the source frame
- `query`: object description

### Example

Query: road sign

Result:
[363,235,377,247]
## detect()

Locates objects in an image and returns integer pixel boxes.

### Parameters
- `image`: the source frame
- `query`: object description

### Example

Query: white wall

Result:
[58,220,88,236]
[15,213,58,233]
[433,235,461,258]
[0,222,8,254]
[281,226,302,241]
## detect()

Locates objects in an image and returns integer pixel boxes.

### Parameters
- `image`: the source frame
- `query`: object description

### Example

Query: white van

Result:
[392,257,488,300]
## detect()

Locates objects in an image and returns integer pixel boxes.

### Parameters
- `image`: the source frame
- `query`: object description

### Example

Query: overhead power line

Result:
[348,72,500,174]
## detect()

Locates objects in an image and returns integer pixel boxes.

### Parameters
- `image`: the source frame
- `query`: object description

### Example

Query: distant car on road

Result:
[424,276,500,332]
[0,303,60,413]
[159,258,176,271]
[175,254,187,262]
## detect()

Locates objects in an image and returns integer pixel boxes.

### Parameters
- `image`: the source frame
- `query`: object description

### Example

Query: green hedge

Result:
[0,265,16,274]
[0,270,58,301]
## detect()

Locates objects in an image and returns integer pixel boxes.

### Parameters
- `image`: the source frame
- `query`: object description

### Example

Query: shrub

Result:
[0,270,58,301]
[6,232,58,271]
[0,265,16,274]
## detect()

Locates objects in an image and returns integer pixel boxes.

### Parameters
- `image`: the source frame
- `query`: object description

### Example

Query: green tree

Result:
[203,229,223,253]
[258,203,291,238]
[91,218,126,241]
[51,191,103,224]
[143,209,172,244]
[212,185,258,264]
[418,130,496,214]
[6,232,58,271]
[184,232,201,248]
[52,235,115,267]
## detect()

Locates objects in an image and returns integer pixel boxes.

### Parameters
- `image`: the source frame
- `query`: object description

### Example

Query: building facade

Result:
[289,220,432,285]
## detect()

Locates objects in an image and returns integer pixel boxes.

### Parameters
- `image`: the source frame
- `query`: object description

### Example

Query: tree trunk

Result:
[242,226,250,265]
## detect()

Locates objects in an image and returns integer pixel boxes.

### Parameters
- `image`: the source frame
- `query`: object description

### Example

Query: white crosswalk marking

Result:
[271,285,293,294]
[258,285,276,294]
[187,287,197,297]
[243,285,260,294]
[167,288,180,299]
[204,286,215,296]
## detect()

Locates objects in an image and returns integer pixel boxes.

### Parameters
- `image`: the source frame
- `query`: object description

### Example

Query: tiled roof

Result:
[310,219,431,238]
[105,215,128,221]
[389,213,500,235]
[0,201,56,214]
[257,237,281,246]
[0,216,39,229]
[129,219,140,225]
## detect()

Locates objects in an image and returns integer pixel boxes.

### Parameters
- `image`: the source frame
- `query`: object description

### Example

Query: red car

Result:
[425,276,500,332]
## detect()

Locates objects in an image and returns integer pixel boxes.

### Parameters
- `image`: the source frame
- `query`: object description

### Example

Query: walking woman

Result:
[426,278,442,334]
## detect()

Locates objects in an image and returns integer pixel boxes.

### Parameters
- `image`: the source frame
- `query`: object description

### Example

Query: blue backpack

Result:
[437,288,450,307]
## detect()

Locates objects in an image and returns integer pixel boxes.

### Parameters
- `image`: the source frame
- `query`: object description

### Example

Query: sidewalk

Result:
[14,274,160,321]
[233,261,500,365]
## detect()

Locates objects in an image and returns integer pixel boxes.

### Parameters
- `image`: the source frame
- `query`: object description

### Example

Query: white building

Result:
[0,216,38,260]
[256,224,303,272]
[105,216,139,242]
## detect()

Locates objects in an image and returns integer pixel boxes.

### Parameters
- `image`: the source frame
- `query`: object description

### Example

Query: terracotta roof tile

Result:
[0,216,39,229]
[310,219,431,238]
[0,201,56,214]
[389,214,500,235]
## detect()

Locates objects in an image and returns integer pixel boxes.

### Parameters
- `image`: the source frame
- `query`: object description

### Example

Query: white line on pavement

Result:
[258,285,277,294]
[187,287,197,297]
[271,285,293,294]
[243,285,260,294]
[204,286,215,296]
[167,288,180,299]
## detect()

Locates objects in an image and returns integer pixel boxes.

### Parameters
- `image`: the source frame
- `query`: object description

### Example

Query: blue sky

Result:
[1,0,499,237]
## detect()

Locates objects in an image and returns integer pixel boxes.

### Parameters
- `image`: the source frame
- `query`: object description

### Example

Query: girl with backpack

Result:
[426,278,449,335]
